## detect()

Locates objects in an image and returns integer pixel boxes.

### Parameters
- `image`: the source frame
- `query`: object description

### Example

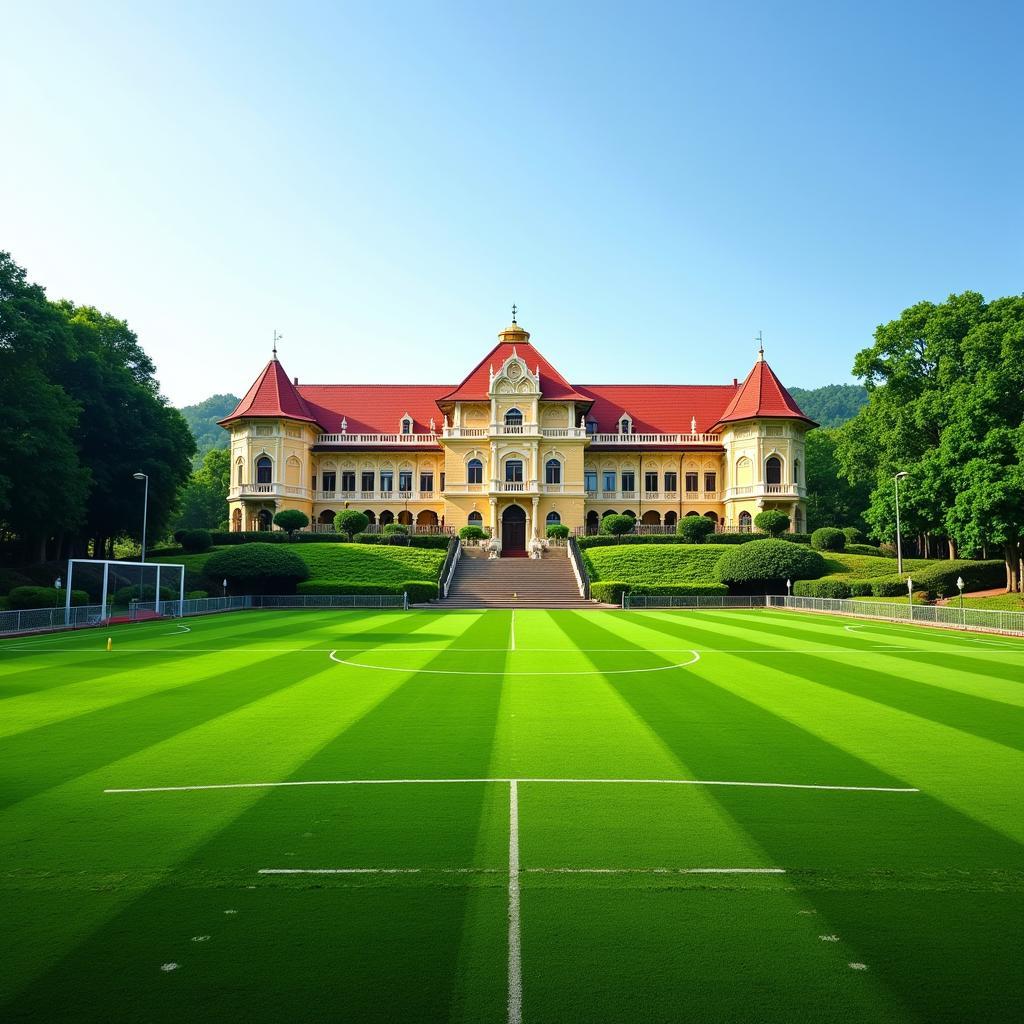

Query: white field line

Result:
[328,650,702,675]
[525,867,786,875]
[843,622,1015,648]
[104,776,919,795]
[258,867,504,875]
[167,624,191,634]
[510,610,516,652]
[508,780,522,1024]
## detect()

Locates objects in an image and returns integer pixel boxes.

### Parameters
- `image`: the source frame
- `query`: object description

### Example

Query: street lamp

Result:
[786,578,792,597]
[222,578,228,598]
[957,575,965,624]
[907,576,914,619]
[132,472,149,562]
[893,472,908,575]
[54,575,62,609]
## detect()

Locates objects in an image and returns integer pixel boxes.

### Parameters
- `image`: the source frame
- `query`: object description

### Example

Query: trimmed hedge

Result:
[715,539,827,589]
[676,517,717,543]
[204,544,310,595]
[811,527,846,552]
[866,559,1004,600]
[7,586,90,609]
[296,579,438,603]
[113,584,178,605]
[842,527,864,545]
[546,524,570,539]
[591,581,729,603]
[352,533,450,549]
[459,526,488,541]
[579,533,814,550]
[178,529,213,553]
[186,590,209,600]
[793,579,852,599]
[845,543,891,557]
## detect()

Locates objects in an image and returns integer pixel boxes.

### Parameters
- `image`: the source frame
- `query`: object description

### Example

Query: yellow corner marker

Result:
[106,637,112,652]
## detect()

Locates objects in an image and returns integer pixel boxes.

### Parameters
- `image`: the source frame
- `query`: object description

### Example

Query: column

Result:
[490,498,498,538]
[531,496,539,539]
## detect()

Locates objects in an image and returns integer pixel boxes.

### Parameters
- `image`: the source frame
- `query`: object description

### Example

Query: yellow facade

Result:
[225,323,809,542]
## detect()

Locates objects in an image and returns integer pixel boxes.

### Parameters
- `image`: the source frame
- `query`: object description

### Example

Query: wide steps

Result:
[442,550,593,609]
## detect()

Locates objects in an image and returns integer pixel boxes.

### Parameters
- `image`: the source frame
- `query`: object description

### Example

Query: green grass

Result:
[1,608,1022,1022]
[152,543,447,589]
[819,552,934,581]
[956,593,1024,611]
[583,543,731,583]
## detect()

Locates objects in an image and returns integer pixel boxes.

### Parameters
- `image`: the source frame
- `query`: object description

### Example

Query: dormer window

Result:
[618,414,632,435]
[400,415,413,435]
[586,419,598,434]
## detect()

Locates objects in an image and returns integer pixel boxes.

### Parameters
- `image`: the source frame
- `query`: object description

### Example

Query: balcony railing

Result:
[725,484,804,499]
[316,432,440,446]
[230,484,311,499]
[589,432,722,446]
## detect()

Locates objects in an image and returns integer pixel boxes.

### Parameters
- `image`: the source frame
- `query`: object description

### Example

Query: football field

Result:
[1,607,1021,1023]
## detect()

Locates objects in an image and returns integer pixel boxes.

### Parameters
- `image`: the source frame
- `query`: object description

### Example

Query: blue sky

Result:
[3,1,1021,405]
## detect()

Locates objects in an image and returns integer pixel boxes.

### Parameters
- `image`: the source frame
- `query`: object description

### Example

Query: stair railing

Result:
[567,536,590,600]
[440,535,461,599]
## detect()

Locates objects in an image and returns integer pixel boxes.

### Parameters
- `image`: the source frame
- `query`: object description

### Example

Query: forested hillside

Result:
[789,384,867,426]
[178,394,239,461]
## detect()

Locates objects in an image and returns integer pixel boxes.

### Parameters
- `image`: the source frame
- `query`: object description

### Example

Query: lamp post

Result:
[54,576,62,609]
[132,472,149,562]
[957,575,965,625]
[893,472,908,576]
[786,578,792,598]
[222,578,228,598]
[907,576,914,619]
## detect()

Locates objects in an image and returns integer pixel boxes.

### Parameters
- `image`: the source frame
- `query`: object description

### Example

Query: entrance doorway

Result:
[501,505,527,556]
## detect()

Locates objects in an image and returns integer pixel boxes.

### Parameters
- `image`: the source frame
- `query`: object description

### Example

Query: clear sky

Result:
[3,0,1021,406]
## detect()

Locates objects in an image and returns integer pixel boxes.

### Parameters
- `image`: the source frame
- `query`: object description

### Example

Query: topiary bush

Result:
[754,509,791,537]
[590,580,629,603]
[7,586,90,609]
[205,543,310,595]
[273,509,310,538]
[382,523,410,545]
[792,579,852,599]
[179,528,213,553]
[676,516,716,543]
[459,525,488,542]
[599,514,635,538]
[811,527,846,551]
[546,524,570,540]
[335,510,370,540]
[842,527,864,545]
[846,543,891,557]
[848,581,874,597]
[714,539,827,593]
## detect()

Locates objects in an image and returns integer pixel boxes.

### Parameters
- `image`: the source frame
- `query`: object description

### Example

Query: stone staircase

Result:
[442,548,594,609]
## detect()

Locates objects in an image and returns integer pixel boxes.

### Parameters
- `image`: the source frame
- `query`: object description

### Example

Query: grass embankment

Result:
[153,544,447,595]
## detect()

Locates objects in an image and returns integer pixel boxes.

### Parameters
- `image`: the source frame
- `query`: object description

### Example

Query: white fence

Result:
[623,596,767,609]
[255,595,407,610]
[769,595,1024,636]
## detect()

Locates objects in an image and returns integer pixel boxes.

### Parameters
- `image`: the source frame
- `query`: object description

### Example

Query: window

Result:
[586,420,598,434]
[380,470,394,492]
[739,510,753,530]
[505,408,523,428]
[256,456,272,484]
[311,474,317,491]
[420,472,434,493]
[440,472,445,492]
[546,511,561,525]
[794,459,801,484]
[236,461,243,485]
[585,470,598,492]
[398,470,412,492]
[505,459,523,483]
[704,471,716,492]
[644,471,658,492]
[401,417,412,434]
[603,470,616,492]
[664,471,677,493]
[468,511,483,525]
[467,458,483,484]
[341,470,355,492]
[619,418,631,434]
[321,471,336,493]
[685,472,698,492]
[766,456,782,485]
[361,470,375,491]
[621,471,635,492]
[545,459,561,485]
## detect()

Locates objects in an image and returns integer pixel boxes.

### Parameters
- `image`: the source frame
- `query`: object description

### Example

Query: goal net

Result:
[64,559,186,623]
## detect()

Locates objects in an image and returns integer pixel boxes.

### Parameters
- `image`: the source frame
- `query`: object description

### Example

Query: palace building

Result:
[220,318,815,552]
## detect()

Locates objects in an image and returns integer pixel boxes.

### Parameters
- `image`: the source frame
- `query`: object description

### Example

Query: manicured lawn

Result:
[583,543,729,583]
[957,592,1024,611]
[819,552,933,580]
[1,607,1021,1022]
[151,543,447,589]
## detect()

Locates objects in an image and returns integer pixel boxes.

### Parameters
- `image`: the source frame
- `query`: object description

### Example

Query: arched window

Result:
[794,458,801,484]
[401,417,412,435]
[231,508,242,531]
[236,459,243,485]
[619,415,632,434]
[467,458,483,484]
[664,511,677,527]
[468,511,483,525]
[545,458,561,485]
[704,511,719,524]
[766,456,782,485]
[546,511,561,525]
[739,510,753,531]
[505,459,524,483]
[256,456,272,484]
[505,408,523,428]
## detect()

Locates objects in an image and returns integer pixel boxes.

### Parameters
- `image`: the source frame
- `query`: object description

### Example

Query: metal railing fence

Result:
[623,596,767,609]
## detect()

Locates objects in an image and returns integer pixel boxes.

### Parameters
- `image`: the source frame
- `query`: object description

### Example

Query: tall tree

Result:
[802,428,870,531]
[173,448,231,530]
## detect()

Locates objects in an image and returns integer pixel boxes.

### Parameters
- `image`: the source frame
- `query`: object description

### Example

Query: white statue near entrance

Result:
[527,536,546,560]
[484,535,502,559]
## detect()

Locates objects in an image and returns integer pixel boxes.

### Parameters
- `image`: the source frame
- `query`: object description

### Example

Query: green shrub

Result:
[546,524,570,539]
[754,509,790,537]
[579,535,682,548]
[408,535,452,550]
[676,516,716,543]
[600,514,635,537]
[848,581,874,597]
[185,590,209,600]
[205,544,310,595]
[354,532,381,544]
[845,543,890,557]
[459,525,488,541]
[715,539,827,590]
[8,586,90,609]
[273,509,310,538]
[178,529,212,553]
[590,580,629,603]
[0,568,35,595]
[793,579,852,599]
[112,584,178,605]
[382,523,409,536]
[335,509,370,540]
[871,578,910,597]
[295,579,438,602]
[842,527,864,545]
[811,527,846,551]
[630,583,729,596]
[208,531,289,545]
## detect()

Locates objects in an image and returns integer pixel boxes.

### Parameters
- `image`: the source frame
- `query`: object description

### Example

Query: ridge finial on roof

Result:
[511,303,518,324]
[272,329,284,359]
[756,330,764,361]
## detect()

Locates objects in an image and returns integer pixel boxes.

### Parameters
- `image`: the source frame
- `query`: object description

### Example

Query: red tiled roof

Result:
[438,325,588,403]
[219,359,318,425]
[576,384,740,434]
[712,357,816,428]
[297,384,453,435]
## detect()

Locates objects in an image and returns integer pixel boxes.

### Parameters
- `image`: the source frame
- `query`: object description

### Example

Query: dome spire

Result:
[272,328,283,360]
[756,329,764,361]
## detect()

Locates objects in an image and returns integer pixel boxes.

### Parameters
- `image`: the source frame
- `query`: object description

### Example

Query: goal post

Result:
[65,559,186,623]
